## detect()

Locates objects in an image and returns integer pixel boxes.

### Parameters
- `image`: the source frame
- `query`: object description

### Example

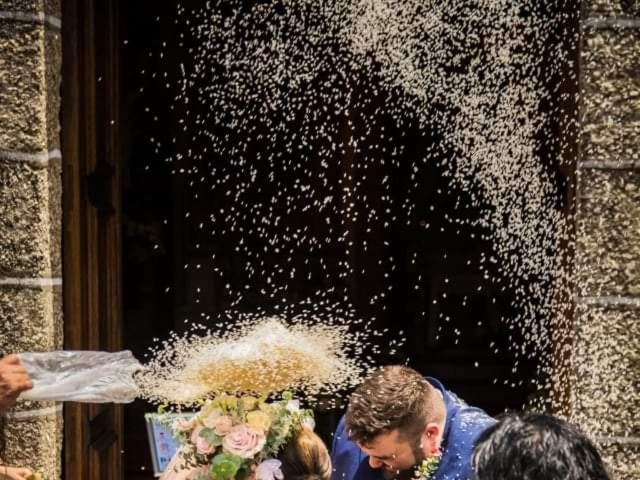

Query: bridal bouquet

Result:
[166,393,314,480]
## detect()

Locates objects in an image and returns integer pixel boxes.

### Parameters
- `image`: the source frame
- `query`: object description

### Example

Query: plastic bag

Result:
[18,350,142,403]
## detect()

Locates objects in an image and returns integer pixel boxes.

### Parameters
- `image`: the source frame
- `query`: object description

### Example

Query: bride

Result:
[159,394,331,480]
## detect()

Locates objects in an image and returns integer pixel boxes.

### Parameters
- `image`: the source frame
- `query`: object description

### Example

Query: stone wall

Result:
[573,1,640,479]
[0,0,62,478]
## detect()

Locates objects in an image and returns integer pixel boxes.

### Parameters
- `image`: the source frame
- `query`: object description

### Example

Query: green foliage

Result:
[200,428,224,447]
[210,453,244,480]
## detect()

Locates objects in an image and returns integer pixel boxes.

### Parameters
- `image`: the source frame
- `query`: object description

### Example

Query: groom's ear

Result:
[421,423,441,456]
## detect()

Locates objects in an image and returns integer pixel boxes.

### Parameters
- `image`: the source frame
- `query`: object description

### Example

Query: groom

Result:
[331,366,495,480]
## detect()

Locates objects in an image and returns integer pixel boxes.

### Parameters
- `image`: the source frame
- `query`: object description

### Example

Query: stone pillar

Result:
[0,0,63,479]
[573,1,640,479]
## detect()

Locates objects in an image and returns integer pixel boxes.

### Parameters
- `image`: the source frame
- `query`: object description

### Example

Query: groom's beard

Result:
[383,444,426,480]
[386,468,416,480]
[384,462,423,480]
[381,468,413,480]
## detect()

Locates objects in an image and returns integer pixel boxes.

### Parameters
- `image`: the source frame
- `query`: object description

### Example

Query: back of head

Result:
[279,427,331,480]
[345,365,443,445]
[473,413,611,480]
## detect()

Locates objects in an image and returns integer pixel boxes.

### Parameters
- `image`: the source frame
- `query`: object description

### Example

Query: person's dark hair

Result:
[279,427,331,480]
[473,413,610,480]
[345,366,444,445]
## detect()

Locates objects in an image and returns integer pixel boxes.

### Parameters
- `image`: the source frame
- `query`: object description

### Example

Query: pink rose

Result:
[213,415,234,436]
[196,435,215,455]
[222,424,266,458]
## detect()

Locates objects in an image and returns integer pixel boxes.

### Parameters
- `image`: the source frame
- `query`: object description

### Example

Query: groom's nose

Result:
[369,456,385,469]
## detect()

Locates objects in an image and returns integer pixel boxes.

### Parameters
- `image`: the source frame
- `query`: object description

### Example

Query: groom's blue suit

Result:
[331,377,495,480]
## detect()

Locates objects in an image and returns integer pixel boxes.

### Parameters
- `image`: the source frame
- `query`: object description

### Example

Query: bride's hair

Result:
[279,427,331,480]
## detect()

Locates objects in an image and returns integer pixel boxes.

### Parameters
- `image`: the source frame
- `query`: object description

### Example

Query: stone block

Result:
[576,169,640,296]
[0,159,61,277]
[0,284,62,353]
[0,0,61,20]
[2,403,63,480]
[0,19,47,153]
[0,11,62,151]
[586,0,640,17]
[581,28,640,164]
[0,21,61,152]
[570,305,640,438]
[0,283,62,479]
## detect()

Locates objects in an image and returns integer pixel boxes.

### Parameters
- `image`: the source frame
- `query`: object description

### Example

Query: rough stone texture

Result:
[0,285,62,478]
[0,160,61,277]
[45,28,61,151]
[0,4,62,280]
[2,404,63,480]
[0,285,62,353]
[575,4,640,478]
[581,28,640,164]
[576,169,640,296]
[0,0,62,18]
[0,4,62,478]
[0,19,49,153]
[46,157,61,278]
[0,18,60,153]
[570,306,640,438]
[586,0,639,17]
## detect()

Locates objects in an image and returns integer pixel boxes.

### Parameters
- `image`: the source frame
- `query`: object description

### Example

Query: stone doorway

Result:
[61,2,579,479]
